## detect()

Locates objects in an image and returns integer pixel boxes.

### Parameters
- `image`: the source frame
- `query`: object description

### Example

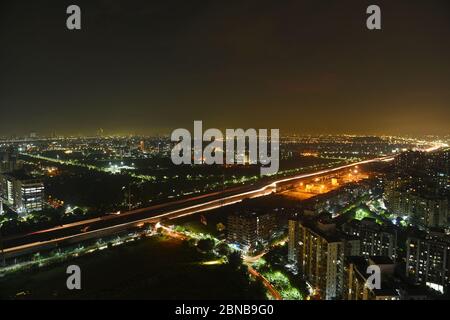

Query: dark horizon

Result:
[1,0,450,137]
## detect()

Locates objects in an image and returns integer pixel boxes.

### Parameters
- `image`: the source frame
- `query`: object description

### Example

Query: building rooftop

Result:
[2,170,33,181]
[369,256,395,265]
[372,285,400,298]
[347,256,368,274]
[230,208,274,219]
[298,217,344,243]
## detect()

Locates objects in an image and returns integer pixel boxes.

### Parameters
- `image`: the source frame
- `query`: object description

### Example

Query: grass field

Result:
[0,235,265,300]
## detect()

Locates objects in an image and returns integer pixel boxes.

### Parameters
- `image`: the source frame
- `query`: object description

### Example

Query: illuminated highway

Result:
[3,143,445,259]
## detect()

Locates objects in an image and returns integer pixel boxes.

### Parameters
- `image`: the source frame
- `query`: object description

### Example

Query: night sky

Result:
[1,0,449,136]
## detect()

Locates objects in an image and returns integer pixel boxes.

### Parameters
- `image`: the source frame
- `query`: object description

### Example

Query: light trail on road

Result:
[0,155,393,258]
[3,142,444,259]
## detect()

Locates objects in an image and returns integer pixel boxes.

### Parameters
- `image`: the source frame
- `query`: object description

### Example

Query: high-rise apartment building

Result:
[406,232,450,294]
[342,219,397,260]
[385,187,448,228]
[227,209,276,253]
[288,217,360,299]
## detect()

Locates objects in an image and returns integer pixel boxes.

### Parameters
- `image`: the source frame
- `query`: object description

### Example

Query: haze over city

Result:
[1,0,450,136]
